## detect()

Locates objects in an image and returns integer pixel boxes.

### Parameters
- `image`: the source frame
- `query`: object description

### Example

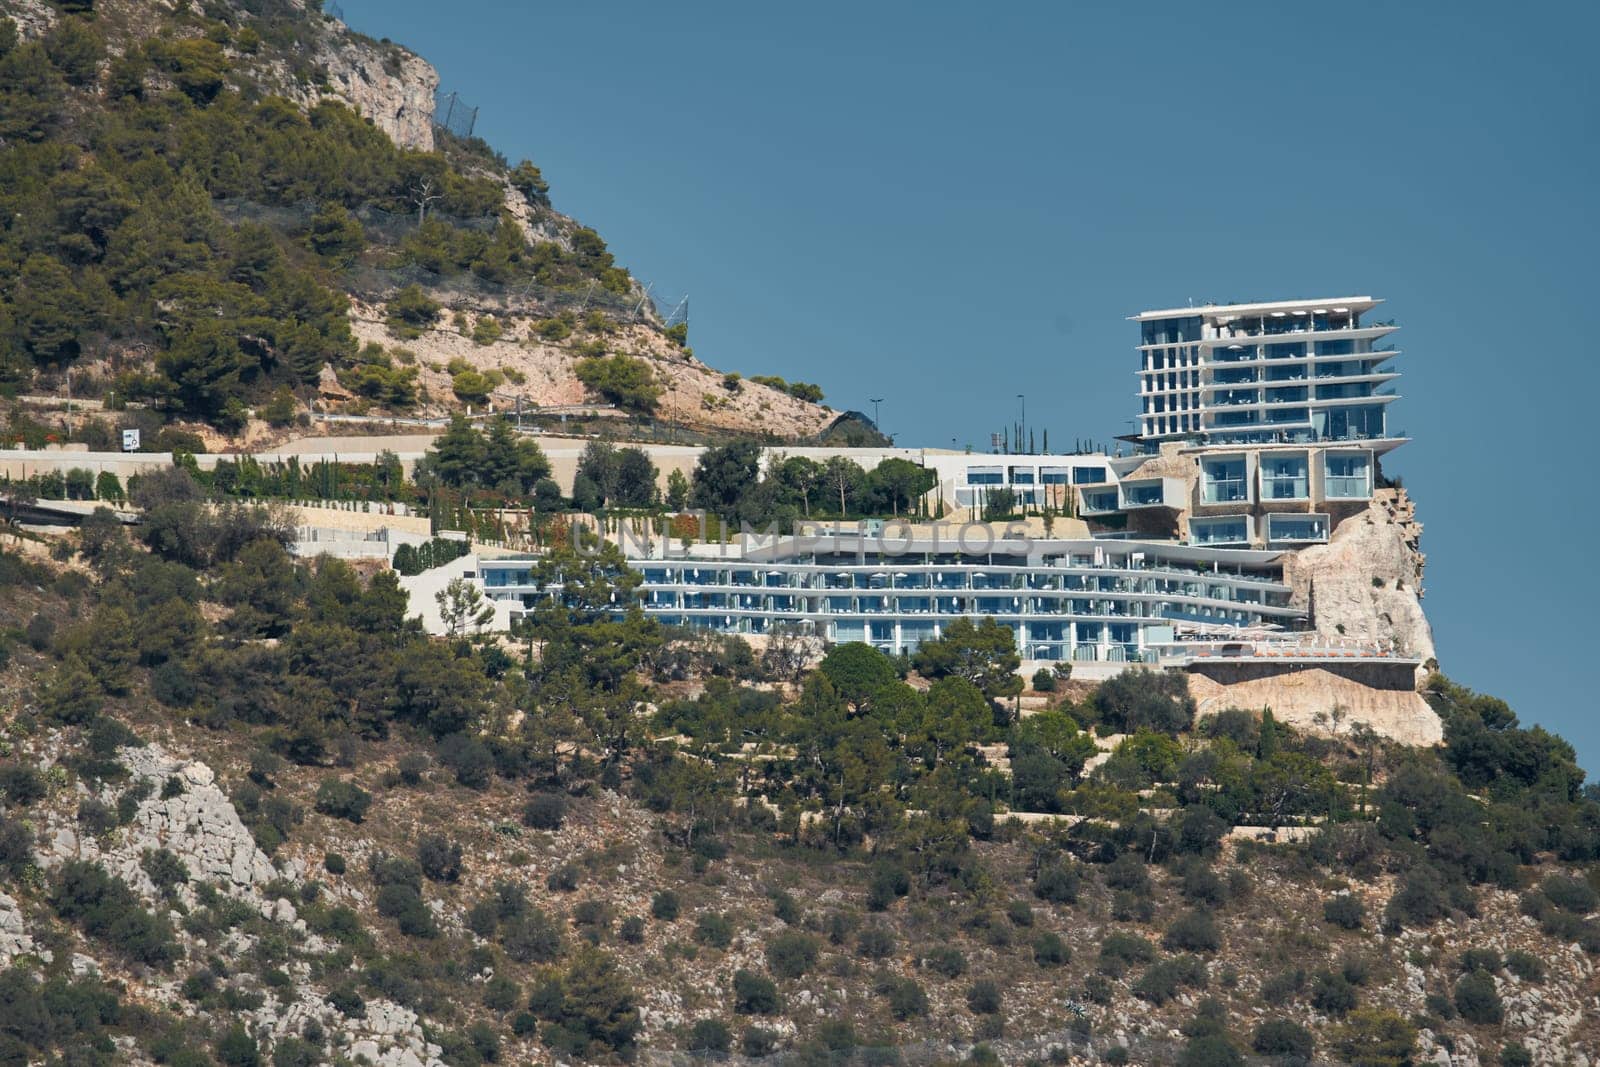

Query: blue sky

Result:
[340,0,1600,770]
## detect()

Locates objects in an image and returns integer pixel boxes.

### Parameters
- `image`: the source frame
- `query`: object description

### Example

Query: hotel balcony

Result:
[1119,477,1186,510]
[1078,488,1122,516]
[1265,512,1331,545]
[1188,515,1252,547]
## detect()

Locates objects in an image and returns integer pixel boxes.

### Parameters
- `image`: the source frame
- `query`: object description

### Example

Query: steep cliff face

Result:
[1283,488,1437,664]
[312,31,439,151]
[234,1,440,151]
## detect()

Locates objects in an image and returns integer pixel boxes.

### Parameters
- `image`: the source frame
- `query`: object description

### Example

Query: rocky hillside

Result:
[0,497,1597,1066]
[0,0,836,443]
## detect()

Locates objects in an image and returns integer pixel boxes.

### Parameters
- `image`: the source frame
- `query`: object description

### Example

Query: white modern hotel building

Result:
[460,297,1408,665]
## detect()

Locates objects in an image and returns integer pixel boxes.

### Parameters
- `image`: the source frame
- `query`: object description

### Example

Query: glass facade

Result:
[474,540,1298,662]
[1189,516,1250,546]
[1266,513,1330,543]
[1324,452,1371,498]
[1142,316,1202,345]
[1202,458,1249,503]
[1261,455,1309,500]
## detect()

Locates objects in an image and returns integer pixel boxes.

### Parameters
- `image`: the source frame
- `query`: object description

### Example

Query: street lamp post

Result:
[869,397,884,431]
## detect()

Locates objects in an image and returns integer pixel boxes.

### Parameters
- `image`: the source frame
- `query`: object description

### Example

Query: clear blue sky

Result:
[340,0,1599,771]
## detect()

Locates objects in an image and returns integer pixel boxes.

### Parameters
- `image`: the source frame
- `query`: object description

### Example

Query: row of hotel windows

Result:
[1200,453,1370,503]
[1189,513,1330,546]
[644,592,1276,617]
[1141,345,1202,371]
[655,616,1165,662]
[1144,414,1199,436]
[964,465,1108,486]
[1209,339,1363,361]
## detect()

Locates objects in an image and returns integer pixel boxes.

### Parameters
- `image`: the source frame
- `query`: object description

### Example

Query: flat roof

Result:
[1130,296,1382,322]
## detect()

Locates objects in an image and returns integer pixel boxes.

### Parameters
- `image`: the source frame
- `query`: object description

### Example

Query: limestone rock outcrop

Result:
[1189,667,1443,746]
[40,743,279,914]
[1283,488,1436,663]
[313,36,439,152]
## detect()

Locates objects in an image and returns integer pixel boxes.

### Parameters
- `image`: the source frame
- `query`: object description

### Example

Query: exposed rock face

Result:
[0,891,37,967]
[3,0,56,40]
[237,1,440,151]
[39,743,279,912]
[1189,666,1443,746]
[315,37,439,152]
[1282,488,1436,663]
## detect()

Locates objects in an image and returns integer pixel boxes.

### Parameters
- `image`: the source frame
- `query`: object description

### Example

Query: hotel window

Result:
[1202,458,1248,503]
[1261,454,1309,499]
[1267,513,1330,543]
[966,467,1004,485]
[1324,452,1371,498]
[1072,466,1108,484]
[1190,516,1249,546]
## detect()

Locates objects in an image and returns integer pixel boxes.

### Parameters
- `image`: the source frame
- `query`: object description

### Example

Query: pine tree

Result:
[40,654,101,725]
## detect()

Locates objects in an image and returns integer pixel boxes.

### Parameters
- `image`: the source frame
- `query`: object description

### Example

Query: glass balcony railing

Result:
[1324,476,1370,499]
[1263,477,1309,500]
[1202,480,1249,503]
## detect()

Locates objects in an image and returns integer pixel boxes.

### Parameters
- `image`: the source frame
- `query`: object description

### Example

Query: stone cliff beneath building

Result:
[1282,488,1436,665]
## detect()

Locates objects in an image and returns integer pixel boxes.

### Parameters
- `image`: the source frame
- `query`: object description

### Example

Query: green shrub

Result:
[687,1018,731,1054]
[694,911,734,949]
[51,860,180,967]
[732,969,780,1015]
[546,863,580,892]
[1453,970,1504,1024]
[141,848,189,894]
[323,852,346,875]
[1251,1018,1313,1058]
[375,883,436,939]
[1033,860,1080,903]
[882,974,928,1019]
[1459,947,1501,974]
[416,834,462,883]
[574,353,661,414]
[650,890,680,921]
[741,1026,778,1057]
[1177,1035,1243,1067]
[215,1024,261,1067]
[1541,874,1598,914]
[856,924,896,960]
[522,793,567,830]
[924,945,966,978]
[1163,910,1220,953]
[966,979,1002,1014]
[1032,931,1069,967]
[1384,866,1449,930]
[866,861,910,911]
[766,931,820,979]
[1504,950,1544,982]
[1323,893,1365,930]
[1310,970,1357,1017]
[1500,1042,1533,1067]
[483,975,521,1013]
[1101,932,1157,965]
[500,909,563,963]
[313,779,371,823]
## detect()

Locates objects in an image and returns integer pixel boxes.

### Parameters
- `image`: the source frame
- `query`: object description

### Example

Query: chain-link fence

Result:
[433,90,478,140]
